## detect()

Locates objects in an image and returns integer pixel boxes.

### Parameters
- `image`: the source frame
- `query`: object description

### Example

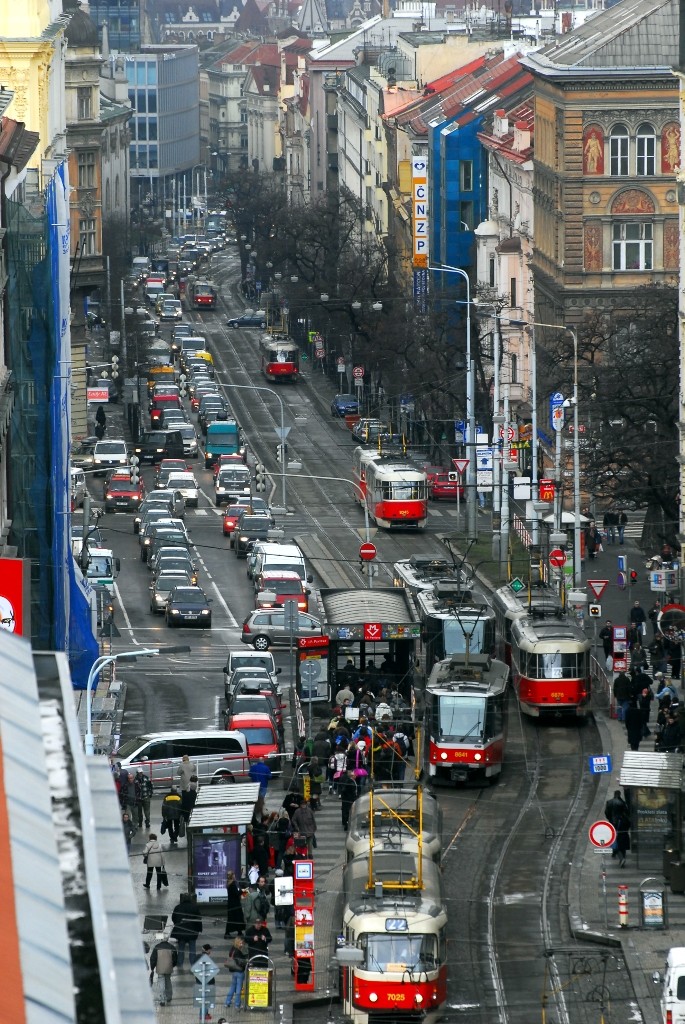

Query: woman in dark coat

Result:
[224,870,245,938]
[614,811,631,867]
[624,700,644,752]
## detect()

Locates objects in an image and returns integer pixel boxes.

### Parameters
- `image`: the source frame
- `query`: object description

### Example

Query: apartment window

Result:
[511,353,518,384]
[240,109,248,124]
[609,124,629,176]
[77,151,96,188]
[460,201,474,230]
[77,87,92,120]
[636,123,656,176]
[612,222,653,270]
[105,180,111,211]
[137,118,147,141]
[240,136,248,149]
[489,254,496,288]
[460,160,473,192]
[79,218,97,256]
[510,277,517,308]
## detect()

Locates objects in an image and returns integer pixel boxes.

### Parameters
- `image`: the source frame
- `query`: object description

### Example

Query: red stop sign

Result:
[549,548,567,568]
[359,542,377,561]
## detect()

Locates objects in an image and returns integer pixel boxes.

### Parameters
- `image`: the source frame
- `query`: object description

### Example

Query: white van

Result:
[113,730,249,788]
[70,467,87,509]
[132,255,151,281]
[660,947,685,1023]
[247,541,312,589]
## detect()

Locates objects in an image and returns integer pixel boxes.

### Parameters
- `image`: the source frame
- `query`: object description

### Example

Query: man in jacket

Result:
[244,918,273,961]
[291,798,317,856]
[599,620,613,660]
[150,933,178,1006]
[134,769,153,829]
[162,787,183,845]
[338,770,358,831]
[170,892,203,968]
[612,672,632,722]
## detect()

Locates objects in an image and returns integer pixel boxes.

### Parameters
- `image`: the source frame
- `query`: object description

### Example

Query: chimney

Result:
[513,120,530,152]
[493,108,508,137]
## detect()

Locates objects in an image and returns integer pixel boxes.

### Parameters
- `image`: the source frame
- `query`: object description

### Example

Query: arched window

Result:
[609,124,629,176]
[636,122,656,176]
[510,353,518,384]
[114,175,120,208]
[105,179,111,211]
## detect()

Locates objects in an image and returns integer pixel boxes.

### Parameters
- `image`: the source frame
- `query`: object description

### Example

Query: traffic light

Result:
[255,464,266,492]
[111,354,119,381]
[275,443,288,463]
[130,454,140,486]
[630,568,638,585]
[178,373,187,398]
[589,604,602,617]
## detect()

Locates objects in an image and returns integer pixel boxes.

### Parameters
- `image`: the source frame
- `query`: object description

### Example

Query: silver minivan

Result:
[247,542,311,586]
[113,730,249,787]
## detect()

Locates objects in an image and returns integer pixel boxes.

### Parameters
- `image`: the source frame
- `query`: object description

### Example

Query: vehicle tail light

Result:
[242,623,250,633]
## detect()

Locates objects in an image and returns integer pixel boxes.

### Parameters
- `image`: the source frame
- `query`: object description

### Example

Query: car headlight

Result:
[207,452,213,458]
[201,609,210,615]
[170,608,180,615]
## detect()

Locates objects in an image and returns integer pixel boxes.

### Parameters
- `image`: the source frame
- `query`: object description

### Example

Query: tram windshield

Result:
[382,481,427,501]
[518,650,588,679]
[362,933,438,973]
[437,695,485,742]
[443,619,486,656]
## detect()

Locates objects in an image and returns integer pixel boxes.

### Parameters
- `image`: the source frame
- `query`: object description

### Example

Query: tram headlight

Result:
[474,753,482,761]
[440,752,447,760]
[415,995,424,1004]
[369,993,378,1003]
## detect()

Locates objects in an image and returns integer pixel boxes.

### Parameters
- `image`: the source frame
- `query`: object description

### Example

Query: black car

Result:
[226,311,267,329]
[165,585,212,628]
[134,429,185,464]
[234,513,274,559]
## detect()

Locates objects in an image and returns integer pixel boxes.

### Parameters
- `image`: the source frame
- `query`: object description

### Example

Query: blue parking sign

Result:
[588,755,612,774]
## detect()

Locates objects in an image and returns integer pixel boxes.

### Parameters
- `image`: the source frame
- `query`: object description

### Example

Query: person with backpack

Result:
[170,891,203,968]
[243,877,271,928]
[392,730,410,781]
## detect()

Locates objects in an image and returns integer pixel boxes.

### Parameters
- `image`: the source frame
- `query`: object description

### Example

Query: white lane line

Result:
[113,581,140,643]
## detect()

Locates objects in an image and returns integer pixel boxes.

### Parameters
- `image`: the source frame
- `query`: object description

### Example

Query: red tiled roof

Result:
[249,63,280,95]
[0,117,39,171]
[392,52,531,138]
[478,100,535,162]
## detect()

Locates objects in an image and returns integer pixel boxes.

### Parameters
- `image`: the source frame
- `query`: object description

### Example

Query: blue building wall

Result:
[429,113,488,278]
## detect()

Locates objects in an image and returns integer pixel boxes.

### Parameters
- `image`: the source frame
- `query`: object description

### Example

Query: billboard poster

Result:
[412,158,428,267]
[0,557,31,637]
[192,834,241,902]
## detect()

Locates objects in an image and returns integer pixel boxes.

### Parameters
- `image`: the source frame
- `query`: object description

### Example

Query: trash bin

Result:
[670,862,685,895]
[664,845,680,881]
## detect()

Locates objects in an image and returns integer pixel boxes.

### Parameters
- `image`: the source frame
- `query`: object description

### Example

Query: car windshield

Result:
[240,517,270,532]
[172,589,206,605]
[116,736,147,758]
[87,555,113,576]
[231,656,273,672]
[219,470,250,483]
[241,728,275,745]
[157,559,191,573]
[108,481,135,494]
[96,442,126,454]
[156,576,189,592]
[269,581,301,594]
[167,475,195,487]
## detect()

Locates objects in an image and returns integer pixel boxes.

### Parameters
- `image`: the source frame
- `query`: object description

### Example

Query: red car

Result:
[255,570,309,612]
[428,472,464,501]
[103,472,146,511]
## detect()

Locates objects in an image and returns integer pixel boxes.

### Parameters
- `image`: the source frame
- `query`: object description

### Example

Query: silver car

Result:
[149,571,192,613]
[166,471,200,508]
[240,609,322,650]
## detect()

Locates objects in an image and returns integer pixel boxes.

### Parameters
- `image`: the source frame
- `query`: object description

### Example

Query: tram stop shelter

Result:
[317,588,421,701]
[187,782,260,902]
[619,752,683,869]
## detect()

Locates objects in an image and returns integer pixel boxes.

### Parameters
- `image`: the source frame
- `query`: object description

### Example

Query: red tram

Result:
[510,617,591,717]
[491,583,563,666]
[363,457,428,529]
[260,338,300,382]
[424,653,509,784]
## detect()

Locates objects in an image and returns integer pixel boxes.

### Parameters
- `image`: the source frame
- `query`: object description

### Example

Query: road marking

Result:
[194,508,209,516]
[427,508,443,517]
[113,581,140,643]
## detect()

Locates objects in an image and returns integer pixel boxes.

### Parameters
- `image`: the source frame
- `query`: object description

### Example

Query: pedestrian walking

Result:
[177,754,197,792]
[599,620,613,661]
[249,757,272,797]
[338,770,358,831]
[170,891,203,968]
[142,833,167,890]
[224,936,248,1010]
[602,509,618,544]
[245,918,273,961]
[629,642,648,675]
[605,789,629,830]
[625,699,644,751]
[224,870,245,938]
[134,769,153,829]
[161,786,183,845]
[629,600,647,636]
[613,810,631,867]
[638,683,654,737]
[119,772,137,820]
[122,811,136,851]
[149,932,178,1006]
[181,775,198,823]
[661,713,682,753]
[268,809,292,871]
[649,600,663,637]
[308,757,324,811]
[656,674,678,704]
[291,797,317,856]
[610,675,634,724]
[618,511,628,544]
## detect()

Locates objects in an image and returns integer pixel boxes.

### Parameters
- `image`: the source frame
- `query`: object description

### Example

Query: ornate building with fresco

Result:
[521,0,679,327]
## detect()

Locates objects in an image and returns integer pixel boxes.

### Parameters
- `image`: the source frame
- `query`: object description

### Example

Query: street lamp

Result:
[215,379,288,510]
[85,646,190,755]
[428,263,477,540]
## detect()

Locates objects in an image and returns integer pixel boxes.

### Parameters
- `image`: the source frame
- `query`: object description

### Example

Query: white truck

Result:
[84,546,121,593]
